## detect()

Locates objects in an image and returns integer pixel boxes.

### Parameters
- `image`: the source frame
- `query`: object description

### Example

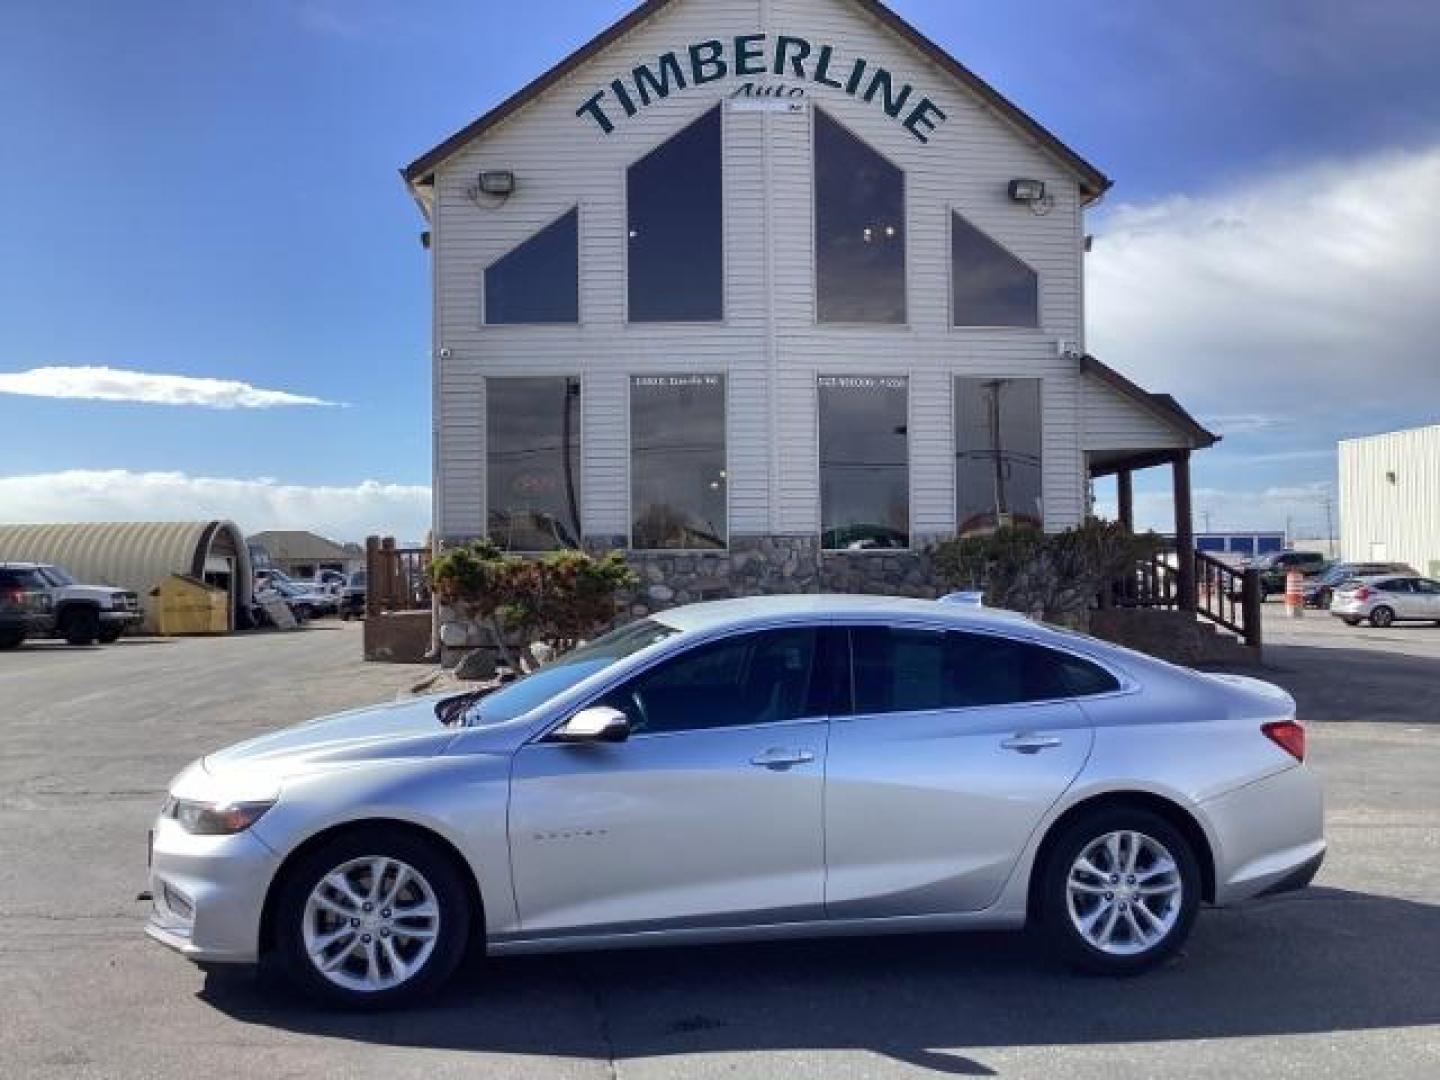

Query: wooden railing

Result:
[1100,549,1263,649]
[365,536,432,616]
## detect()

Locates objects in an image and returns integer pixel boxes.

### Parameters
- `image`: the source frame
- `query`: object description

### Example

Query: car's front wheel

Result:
[274,827,471,1008]
[61,608,100,645]
[1037,807,1200,975]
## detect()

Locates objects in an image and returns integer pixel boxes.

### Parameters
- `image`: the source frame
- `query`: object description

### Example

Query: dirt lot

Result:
[0,614,1436,1079]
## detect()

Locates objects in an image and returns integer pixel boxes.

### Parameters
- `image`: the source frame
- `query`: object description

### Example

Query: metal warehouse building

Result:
[0,521,254,632]
[1340,424,1440,578]
[402,0,1217,601]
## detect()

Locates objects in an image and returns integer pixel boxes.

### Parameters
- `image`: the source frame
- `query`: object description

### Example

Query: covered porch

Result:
[1080,356,1262,650]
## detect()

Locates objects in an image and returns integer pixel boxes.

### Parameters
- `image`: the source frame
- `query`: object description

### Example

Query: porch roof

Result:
[1080,354,1219,478]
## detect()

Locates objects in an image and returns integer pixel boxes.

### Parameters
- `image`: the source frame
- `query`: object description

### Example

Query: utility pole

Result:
[1322,493,1336,558]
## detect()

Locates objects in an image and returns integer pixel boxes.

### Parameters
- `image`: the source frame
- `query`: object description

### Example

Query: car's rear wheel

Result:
[1369,606,1395,628]
[1037,807,1200,976]
[61,608,100,645]
[274,827,471,1008]
[0,630,24,649]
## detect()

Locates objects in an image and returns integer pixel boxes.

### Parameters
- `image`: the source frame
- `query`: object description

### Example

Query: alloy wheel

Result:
[301,856,441,993]
[1065,830,1183,956]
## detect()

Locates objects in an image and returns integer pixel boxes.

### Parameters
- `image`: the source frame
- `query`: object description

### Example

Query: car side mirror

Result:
[552,706,631,744]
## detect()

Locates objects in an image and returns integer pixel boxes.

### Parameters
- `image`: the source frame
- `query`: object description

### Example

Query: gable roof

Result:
[249,530,357,563]
[1080,354,1219,450]
[401,0,1111,202]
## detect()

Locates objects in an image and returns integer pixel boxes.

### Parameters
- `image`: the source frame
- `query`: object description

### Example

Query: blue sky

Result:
[2,0,1438,540]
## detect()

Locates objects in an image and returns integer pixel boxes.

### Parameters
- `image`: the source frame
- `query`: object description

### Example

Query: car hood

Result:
[200,696,459,784]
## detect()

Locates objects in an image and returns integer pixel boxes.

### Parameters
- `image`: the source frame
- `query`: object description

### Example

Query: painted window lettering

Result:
[576,34,948,143]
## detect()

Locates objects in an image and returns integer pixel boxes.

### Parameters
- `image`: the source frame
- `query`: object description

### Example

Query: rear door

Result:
[824,625,1100,917]
[1410,578,1440,619]
[1377,578,1422,618]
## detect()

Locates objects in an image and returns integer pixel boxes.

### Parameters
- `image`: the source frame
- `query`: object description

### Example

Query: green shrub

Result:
[429,542,637,659]
[932,521,1161,625]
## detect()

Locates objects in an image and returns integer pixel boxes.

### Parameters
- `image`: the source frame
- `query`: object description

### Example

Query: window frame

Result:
[953,374,1046,537]
[570,626,830,741]
[945,205,1043,332]
[816,372,913,554]
[810,107,911,328]
[483,373,585,554]
[833,620,1135,720]
[479,205,582,328]
[622,103,728,327]
[626,372,731,553]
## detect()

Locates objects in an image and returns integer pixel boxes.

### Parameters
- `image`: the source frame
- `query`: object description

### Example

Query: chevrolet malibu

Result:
[146,596,1324,1006]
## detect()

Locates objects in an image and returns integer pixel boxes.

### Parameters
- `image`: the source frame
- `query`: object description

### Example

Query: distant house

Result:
[249,531,361,579]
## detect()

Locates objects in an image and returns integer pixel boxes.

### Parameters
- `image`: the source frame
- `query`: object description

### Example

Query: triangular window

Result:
[951,212,1038,328]
[484,208,579,325]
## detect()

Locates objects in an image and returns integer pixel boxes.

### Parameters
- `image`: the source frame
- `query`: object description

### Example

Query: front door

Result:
[509,627,828,936]
[825,625,1097,917]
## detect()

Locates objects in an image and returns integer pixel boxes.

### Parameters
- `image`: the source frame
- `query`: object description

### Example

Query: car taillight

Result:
[0,587,20,609]
[1263,720,1306,762]
[1351,587,1372,601]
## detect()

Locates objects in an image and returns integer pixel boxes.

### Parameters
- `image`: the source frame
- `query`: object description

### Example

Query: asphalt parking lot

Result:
[1,614,1437,1079]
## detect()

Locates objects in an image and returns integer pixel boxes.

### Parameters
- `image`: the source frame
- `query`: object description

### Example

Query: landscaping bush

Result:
[931,520,1161,626]
[429,542,636,662]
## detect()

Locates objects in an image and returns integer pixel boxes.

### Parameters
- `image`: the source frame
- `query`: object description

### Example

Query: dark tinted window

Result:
[484,208,579,324]
[0,569,45,588]
[815,109,906,323]
[1377,578,1413,592]
[628,107,723,322]
[600,628,818,734]
[486,377,582,551]
[819,376,909,550]
[631,375,726,550]
[951,212,1038,327]
[850,627,1118,715]
[955,377,1042,535]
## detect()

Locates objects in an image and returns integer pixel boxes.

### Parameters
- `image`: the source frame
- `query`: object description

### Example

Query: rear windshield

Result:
[466,618,681,727]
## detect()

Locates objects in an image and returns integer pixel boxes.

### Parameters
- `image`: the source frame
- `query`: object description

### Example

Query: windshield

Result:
[40,565,75,586]
[464,618,681,727]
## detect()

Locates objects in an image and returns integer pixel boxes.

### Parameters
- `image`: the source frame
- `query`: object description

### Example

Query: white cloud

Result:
[1089,145,1440,421]
[0,471,430,543]
[0,366,340,409]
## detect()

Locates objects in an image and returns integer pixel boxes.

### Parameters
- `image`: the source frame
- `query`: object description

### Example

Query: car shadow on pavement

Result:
[1212,644,1440,725]
[199,886,1440,1075]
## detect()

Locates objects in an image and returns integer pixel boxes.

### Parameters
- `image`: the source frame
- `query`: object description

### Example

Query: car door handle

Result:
[749,748,816,769]
[1001,733,1063,754]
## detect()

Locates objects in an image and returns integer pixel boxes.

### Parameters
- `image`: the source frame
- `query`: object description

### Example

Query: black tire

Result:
[61,607,100,646]
[1341,617,1362,627]
[274,826,471,1008]
[97,625,123,644]
[1036,806,1201,976]
[0,630,24,649]
[1369,606,1395,629]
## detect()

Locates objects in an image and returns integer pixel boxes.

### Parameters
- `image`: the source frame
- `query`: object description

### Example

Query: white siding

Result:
[431,0,1094,539]
[1080,375,1189,452]
[1339,425,1440,576]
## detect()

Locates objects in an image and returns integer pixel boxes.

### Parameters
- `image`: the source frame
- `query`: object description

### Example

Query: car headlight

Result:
[162,796,275,835]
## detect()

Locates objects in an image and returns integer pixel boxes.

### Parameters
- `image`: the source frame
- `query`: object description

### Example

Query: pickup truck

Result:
[0,562,143,645]
[0,567,56,648]
[1247,550,1329,598]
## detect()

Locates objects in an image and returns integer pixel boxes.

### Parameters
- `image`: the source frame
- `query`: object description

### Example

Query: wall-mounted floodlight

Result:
[1008,178,1047,203]
[477,170,516,196]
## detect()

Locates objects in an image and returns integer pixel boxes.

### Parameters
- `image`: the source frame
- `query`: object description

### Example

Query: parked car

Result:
[0,561,142,644]
[146,595,1324,1007]
[0,567,56,648]
[272,580,337,619]
[1330,575,1440,627]
[1247,550,1328,597]
[338,570,366,620]
[1304,562,1418,609]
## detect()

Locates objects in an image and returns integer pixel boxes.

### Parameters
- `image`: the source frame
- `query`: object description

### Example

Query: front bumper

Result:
[145,815,281,964]
[100,609,143,626]
[1202,764,1326,905]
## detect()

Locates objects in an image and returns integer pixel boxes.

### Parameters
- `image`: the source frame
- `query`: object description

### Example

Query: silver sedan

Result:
[146,595,1325,1006]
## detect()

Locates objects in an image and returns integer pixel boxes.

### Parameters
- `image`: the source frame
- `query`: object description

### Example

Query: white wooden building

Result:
[403,0,1215,598]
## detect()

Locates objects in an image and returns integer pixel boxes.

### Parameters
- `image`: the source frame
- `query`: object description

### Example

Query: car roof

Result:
[652,594,1036,635]
[0,561,47,570]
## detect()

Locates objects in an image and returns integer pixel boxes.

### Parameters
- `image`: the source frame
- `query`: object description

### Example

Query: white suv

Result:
[1330,575,1440,628]
[0,562,143,645]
